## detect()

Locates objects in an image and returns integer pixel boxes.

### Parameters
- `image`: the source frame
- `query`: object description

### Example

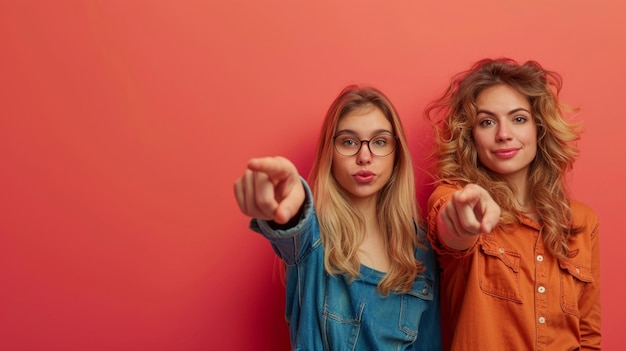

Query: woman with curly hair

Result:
[425,58,601,350]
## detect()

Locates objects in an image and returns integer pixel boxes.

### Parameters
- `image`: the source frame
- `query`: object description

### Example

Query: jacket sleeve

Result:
[427,183,480,260]
[579,216,602,350]
[249,178,318,266]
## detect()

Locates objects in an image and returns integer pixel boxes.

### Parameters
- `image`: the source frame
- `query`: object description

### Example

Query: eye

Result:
[478,119,495,127]
[513,116,527,123]
[371,136,390,147]
[337,136,359,148]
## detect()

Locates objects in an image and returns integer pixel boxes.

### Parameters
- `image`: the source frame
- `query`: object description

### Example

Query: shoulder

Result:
[414,225,429,248]
[569,199,600,236]
[415,227,437,264]
[570,198,596,213]
[570,199,599,223]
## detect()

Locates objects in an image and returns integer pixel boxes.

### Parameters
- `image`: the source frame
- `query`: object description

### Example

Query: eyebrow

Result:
[476,107,531,116]
[335,128,393,136]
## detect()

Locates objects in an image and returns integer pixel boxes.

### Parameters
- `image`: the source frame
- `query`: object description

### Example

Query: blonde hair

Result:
[426,58,583,259]
[309,85,424,295]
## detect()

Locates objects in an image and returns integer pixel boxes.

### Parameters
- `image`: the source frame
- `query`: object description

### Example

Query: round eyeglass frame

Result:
[333,133,398,157]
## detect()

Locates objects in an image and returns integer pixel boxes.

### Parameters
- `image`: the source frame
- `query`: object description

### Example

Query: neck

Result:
[351,195,390,271]
[351,194,378,218]
[509,179,539,221]
[502,171,530,208]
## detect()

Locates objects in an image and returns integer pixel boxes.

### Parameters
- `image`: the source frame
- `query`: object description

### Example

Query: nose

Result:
[496,122,513,142]
[356,140,372,165]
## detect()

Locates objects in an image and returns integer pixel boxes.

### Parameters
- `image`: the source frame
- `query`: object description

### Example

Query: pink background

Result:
[1,1,624,350]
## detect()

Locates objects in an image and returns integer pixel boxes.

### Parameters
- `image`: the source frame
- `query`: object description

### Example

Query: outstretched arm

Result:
[437,184,501,250]
[233,156,306,225]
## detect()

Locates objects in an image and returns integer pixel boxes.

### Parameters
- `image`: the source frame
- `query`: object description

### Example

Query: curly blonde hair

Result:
[425,58,583,259]
[309,85,424,295]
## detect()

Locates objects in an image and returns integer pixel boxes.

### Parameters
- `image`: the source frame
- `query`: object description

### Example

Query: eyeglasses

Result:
[333,132,397,157]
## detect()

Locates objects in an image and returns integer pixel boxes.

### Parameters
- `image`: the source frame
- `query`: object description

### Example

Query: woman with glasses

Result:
[425,58,601,350]
[234,85,441,350]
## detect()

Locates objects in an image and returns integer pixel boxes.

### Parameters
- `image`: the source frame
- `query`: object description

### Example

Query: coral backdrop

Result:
[1,1,624,350]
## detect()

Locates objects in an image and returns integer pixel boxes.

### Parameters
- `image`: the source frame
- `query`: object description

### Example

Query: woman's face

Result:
[472,84,538,187]
[331,106,395,207]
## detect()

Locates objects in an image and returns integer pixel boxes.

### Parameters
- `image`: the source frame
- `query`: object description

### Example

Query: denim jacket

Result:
[251,182,442,351]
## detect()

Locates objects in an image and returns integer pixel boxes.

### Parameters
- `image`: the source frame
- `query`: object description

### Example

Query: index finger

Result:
[455,184,501,233]
[477,199,501,233]
[451,192,482,235]
[248,157,296,183]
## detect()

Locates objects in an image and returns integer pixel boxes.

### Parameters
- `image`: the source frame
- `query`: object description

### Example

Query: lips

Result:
[493,148,519,159]
[354,171,375,183]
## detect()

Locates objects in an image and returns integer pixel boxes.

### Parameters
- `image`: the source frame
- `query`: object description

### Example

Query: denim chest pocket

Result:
[322,274,434,350]
[559,260,593,317]
[402,277,435,337]
[478,239,523,303]
[322,275,363,350]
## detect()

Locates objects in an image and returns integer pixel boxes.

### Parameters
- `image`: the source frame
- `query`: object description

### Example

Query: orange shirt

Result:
[427,184,601,351]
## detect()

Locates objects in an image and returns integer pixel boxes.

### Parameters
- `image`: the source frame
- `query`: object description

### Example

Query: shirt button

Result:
[576,268,580,274]
[539,317,546,324]
[498,247,505,254]
[422,285,430,295]
[538,286,546,293]
[536,255,544,262]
